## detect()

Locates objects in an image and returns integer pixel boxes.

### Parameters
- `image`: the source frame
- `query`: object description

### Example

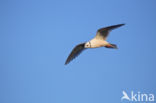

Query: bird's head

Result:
[84,42,91,48]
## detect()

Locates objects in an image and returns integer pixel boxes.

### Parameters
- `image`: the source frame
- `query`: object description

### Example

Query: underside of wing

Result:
[65,43,85,65]
[96,24,125,40]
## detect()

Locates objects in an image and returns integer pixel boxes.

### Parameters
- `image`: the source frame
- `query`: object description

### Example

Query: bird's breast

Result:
[90,38,108,48]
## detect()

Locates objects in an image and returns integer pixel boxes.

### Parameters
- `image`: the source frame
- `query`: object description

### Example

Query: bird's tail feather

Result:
[105,44,118,49]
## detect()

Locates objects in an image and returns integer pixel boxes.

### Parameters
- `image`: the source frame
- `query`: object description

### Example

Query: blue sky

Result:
[0,0,156,103]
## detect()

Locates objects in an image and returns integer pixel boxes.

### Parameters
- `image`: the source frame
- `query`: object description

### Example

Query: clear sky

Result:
[0,0,156,103]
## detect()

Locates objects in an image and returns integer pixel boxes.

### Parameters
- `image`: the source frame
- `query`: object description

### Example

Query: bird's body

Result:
[65,24,125,65]
[86,38,109,48]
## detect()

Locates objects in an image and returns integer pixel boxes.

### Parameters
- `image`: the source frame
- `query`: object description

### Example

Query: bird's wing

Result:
[95,24,125,40]
[65,43,86,65]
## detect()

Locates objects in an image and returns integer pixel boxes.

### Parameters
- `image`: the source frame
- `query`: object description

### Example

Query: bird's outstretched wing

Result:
[65,43,85,65]
[96,24,125,40]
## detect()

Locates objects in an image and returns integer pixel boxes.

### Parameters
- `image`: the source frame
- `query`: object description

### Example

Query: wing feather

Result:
[65,43,85,65]
[96,24,125,40]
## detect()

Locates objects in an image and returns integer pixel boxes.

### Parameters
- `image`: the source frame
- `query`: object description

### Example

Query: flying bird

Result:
[65,24,125,65]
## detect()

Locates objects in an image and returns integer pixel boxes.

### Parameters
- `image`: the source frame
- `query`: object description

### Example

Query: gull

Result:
[65,24,125,65]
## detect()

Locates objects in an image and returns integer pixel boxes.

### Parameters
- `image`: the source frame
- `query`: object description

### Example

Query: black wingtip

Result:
[114,23,125,27]
[120,23,125,25]
[65,58,70,65]
[107,23,125,30]
[119,23,125,26]
[64,61,68,65]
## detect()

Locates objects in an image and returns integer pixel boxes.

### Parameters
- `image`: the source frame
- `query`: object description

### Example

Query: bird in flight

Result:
[65,24,125,65]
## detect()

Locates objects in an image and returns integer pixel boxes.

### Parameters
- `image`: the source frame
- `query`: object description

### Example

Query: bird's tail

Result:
[105,44,118,49]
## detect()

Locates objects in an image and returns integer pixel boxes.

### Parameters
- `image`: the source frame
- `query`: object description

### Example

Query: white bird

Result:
[65,24,125,65]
